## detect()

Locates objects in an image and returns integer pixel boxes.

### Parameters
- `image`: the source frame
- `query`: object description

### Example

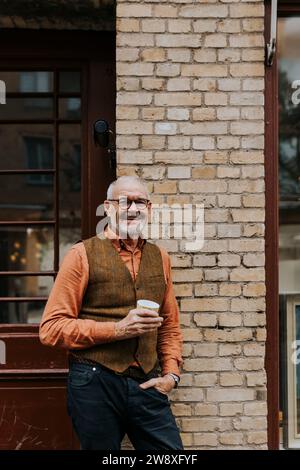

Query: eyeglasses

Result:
[108,198,150,210]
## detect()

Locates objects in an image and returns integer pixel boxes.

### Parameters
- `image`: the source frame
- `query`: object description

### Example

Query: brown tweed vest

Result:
[71,236,166,373]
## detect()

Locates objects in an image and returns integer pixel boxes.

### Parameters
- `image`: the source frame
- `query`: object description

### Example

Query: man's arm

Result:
[157,247,184,378]
[39,243,116,349]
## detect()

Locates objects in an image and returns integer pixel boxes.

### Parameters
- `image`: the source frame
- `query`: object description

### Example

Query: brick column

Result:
[116,0,267,449]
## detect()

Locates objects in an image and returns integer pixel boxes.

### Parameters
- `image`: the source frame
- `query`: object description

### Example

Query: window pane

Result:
[0,97,53,120]
[0,226,54,271]
[0,276,53,297]
[59,124,81,262]
[0,174,54,221]
[0,301,45,324]
[0,71,53,93]
[59,71,81,93]
[59,98,81,120]
[0,125,54,170]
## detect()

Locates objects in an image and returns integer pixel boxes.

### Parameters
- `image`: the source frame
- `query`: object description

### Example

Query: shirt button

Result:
[92,367,96,371]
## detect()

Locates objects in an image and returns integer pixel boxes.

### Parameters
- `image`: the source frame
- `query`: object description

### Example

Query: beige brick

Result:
[141,19,165,33]
[192,137,215,150]
[243,343,265,357]
[217,107,240,120]
[204,269,228,282]
[218,19,240,33]
[218,313,242,327]
[194,373,218,387]
[173,388,204,402]
[218,195,241,208]
[167,78,190,91]
[174,283,193,297]
[220,403,243,416]
[173,269,203,282]
[219,433,243,445]
[220,373,243,387]
[117,33,154,48]
[231,298,265,313]
[195,284,218,297]
[194,343,218,357]
[179,180,227,194]
[172,404,192,417]
[168,19,191,33]
[205,92,228,106]
[195,404,218,416]
[230,4,264,18]
[180,5,228,18]
[117,135,139,149]
[194,433,218,447]
[117,4,152,17]
[180,432,193,447]
[141,165,165,180]
[142,107,165,120]
[156,34,201,48]
[244,314,266,327]
[118,121,153,135]
[154,4,178,18]
[244,402,267,416]
[205,34,227,48]
[233,417,266,431]
[234,358,264,371]
[182,417,231,432]
[243,18,264,33]
[193,78,216,91]
[154,92,202,106]
[155,151,201,164]
[218,254,241,267]
[247,431,267,445]
[184,358,232,372]
[116,48,139,62]
[194,254,216,267]
[204,328,253,343]
[182,298,229,312]
[155,122,177,135]
[182,64,227,77]
[193,108,216,121]
[243,283,266,297]
[141,135,165,150]
[157,63,181,77]
[230,150,264,164]
[217,136,240,150]
[207,388,255,402]
[141,48,166,62]
[219,344,242,357]
[193,19,217,33]
[218,49,241,63]
[168,48,191,63]
[219,284,242,298]
[194,313,217,327]
[142,76,164,90]
[117,91,152,105]
[246,371,267,387]
[194,49,217,63]
[230,268,265,282]
[116,18,140,32]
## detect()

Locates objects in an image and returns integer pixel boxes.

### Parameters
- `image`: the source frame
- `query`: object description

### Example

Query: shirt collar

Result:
[103,224,146,252]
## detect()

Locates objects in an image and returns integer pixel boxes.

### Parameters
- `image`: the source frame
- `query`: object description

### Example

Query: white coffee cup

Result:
[137,299,160,313]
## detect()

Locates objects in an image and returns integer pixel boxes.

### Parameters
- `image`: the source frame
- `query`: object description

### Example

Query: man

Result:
[39,175,184,450]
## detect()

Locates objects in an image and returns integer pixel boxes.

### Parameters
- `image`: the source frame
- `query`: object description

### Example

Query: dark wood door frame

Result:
[265,0,300,450]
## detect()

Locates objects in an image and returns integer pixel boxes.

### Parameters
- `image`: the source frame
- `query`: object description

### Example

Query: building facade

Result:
[0,0,299,450]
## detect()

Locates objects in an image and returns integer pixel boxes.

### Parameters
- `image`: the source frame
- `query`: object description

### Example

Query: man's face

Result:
[104,182,151,239]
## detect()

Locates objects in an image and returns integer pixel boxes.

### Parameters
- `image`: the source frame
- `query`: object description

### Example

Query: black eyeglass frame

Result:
[107,198,150,210]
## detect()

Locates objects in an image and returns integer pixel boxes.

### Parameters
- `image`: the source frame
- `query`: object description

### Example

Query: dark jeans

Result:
[67,361,184,450]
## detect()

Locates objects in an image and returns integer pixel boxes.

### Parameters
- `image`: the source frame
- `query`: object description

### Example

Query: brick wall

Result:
[116,0,267,449]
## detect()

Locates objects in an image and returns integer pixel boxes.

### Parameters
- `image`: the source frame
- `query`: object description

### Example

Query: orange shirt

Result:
[39,231,183,376]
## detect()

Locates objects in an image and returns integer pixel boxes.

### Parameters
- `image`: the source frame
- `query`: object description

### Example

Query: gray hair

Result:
[106,176,150,199]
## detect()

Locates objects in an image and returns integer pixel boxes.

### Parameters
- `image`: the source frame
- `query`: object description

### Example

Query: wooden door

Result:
[0,30,115,449]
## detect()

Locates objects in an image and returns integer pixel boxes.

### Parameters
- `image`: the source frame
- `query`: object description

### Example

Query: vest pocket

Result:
[68,369,95,387]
